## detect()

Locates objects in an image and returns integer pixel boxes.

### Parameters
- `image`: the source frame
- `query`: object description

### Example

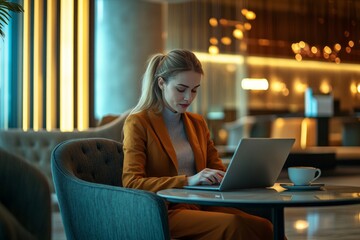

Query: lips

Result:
[179,104,190,108]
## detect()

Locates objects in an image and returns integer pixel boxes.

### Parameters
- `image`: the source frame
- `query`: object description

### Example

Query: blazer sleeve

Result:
[122,114,188,193]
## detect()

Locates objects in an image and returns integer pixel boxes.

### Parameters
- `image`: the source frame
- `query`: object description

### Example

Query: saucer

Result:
[280,183,324,191]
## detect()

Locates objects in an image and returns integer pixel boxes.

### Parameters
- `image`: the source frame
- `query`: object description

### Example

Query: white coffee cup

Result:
[288,166,321,186]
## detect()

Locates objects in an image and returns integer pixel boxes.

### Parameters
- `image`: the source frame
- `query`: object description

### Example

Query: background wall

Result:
[94,0,164,119]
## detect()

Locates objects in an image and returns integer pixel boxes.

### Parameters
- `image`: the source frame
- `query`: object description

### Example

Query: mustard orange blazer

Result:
[122,110,226,193]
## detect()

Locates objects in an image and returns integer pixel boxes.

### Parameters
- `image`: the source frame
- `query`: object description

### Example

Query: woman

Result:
[122,49,273,240]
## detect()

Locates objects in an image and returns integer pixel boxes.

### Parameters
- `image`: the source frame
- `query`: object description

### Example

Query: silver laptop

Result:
[184,138,295,191]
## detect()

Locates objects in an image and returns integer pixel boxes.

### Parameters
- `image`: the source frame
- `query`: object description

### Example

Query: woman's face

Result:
[158,70,201,113]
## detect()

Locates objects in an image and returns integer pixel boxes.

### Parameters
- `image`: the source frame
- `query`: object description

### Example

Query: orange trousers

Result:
[168,204,274,240]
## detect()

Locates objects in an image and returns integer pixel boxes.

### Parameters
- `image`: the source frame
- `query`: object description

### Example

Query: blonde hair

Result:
[131,49,204,114]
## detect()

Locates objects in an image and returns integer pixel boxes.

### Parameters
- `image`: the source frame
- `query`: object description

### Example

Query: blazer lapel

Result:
[147,111,179,170]
[182,113,206,171]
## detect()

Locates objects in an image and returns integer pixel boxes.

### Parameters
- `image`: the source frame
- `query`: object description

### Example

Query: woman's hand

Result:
[187,168,225,186]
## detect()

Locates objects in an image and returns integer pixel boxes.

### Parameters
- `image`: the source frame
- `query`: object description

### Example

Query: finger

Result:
[207,171,224,183]
[207,175,221,185]
[208,168,225,177]
[214,174,224,183]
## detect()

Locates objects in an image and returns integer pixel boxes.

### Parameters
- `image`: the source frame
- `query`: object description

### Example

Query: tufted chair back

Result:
[55,137,124,187]
[51,138,170,240]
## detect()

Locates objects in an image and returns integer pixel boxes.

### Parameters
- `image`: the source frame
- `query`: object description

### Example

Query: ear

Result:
[158,77,165,90]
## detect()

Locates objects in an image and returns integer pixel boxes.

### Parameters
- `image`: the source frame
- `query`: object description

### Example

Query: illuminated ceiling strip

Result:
[22,0,31,130]
[194,52,244,64]
[60,0,74,131]
[77,0,89,130]
[46,0,57,130]
[33,0,44,131]
[193,52,360,72]
[246,56,360,72]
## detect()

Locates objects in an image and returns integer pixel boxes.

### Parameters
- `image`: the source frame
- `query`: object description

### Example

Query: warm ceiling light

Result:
[292,43,300,53]
[208,45,219,55]
[348,40,354,47]
[244,22,251,30]
[311,46,318,54]
[241,78,269,90]
[245,11,256,20]
[295,53,302,61]
[233,29,243,39]
[221,37,231,45]
[323,46,332,54]
[299,41,306,48]
[209,37,218,45]
[334,43,341,52]
[335,57,341,64]
[209,17,218,27]
[241,9,248,16]
[346,46,352,53]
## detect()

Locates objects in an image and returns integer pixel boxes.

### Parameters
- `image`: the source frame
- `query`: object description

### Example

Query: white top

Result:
[162,107,196,176]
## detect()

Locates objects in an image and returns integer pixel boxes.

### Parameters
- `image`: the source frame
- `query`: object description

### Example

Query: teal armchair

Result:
[51,138,170,240]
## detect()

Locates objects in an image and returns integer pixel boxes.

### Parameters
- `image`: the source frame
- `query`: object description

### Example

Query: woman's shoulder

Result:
[127,110,147,119]
[125,110,161,124]
[125,110,147,124]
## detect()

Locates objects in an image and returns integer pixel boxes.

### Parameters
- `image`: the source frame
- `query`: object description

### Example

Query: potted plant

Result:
[0,0,23,38]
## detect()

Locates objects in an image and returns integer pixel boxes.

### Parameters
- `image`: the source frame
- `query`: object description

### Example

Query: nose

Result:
[184,91,191,101]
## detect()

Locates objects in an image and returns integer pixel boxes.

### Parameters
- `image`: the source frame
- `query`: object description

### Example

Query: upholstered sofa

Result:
[0,111,129,193]
[0,147,51,240]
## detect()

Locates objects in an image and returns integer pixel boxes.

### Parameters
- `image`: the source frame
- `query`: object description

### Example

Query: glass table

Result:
[157,184,360,240]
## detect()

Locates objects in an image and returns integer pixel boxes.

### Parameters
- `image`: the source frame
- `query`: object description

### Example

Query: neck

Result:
[163,102,177,113]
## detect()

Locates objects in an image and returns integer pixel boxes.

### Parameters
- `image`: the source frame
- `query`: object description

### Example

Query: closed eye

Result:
[176,88,186,93]
[192,86,200,93]
[176,84,200,93]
